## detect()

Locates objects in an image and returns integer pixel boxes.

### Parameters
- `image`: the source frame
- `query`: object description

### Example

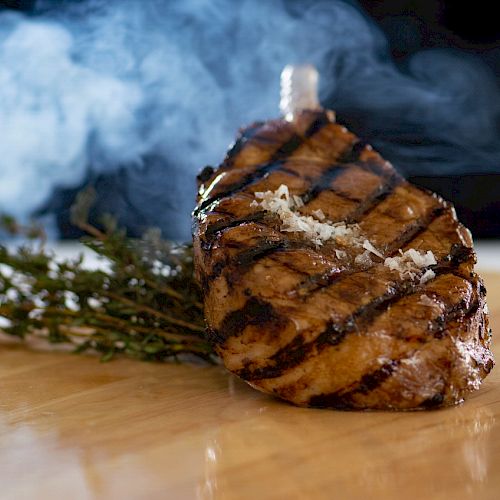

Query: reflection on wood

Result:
[0,273,499,499]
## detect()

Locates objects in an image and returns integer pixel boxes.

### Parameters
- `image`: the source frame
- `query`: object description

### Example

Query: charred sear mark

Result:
[268,111,331,160]
[419,392,445,409]
[268,112,333,162]
[238,282,414,381]
[216,297,287,343]
[236,333,308,381]
[301,165,351,204]
[338,139,367,163]
[204,212,267,242]
[204,238,314,290]
[345,173,403,223]
[233,240,290,269]
[196,119,353,217]
[299,140,377,205]
[324,321,349,346]
[356,362,398,394]
[307,361,399,409]
[225,122,264,162]
[385,206,447,256]
[236,321,349,381]
[293,269,346,297]
[303,112,332,137]
[200,260,225,293]
[194,160,289,214]
[429,298,480,339]
[360,160,393,179]
[238,261,478,381]
[447,243,475,266]
[197,165,215,184]
[430,243,475,277]
[225,240,316,289]
[269,134,303,160]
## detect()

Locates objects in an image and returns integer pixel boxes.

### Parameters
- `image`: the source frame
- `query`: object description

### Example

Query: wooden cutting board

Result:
[1,273,499,500]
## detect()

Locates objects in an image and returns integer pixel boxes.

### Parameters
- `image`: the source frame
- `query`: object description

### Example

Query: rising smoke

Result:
[0,0,498,239]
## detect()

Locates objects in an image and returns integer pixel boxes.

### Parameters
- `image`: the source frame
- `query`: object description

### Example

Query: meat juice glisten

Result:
[192,65,494,410]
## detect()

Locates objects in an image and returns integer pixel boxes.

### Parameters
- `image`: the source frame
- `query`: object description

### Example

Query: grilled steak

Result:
[192,109,494,410]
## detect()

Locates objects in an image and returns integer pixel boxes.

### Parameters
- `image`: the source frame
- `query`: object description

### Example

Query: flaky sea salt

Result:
[419,269,436,284]
[354,250,373,266]
[251,184,438,285]
[335,249,347,259]
[384,248,437,281]
[253,184,362,247]
[362,239,384,259]
[312,209,326,221]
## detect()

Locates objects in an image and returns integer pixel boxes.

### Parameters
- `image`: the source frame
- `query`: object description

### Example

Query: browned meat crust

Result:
[192,110,494,410]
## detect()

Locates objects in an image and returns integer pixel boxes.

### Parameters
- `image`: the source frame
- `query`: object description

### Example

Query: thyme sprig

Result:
[0,189,214,363]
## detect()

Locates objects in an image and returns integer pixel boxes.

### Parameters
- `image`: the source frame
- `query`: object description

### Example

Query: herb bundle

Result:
[0,188,214,363]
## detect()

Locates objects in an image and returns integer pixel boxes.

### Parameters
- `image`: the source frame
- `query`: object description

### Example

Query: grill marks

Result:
[236,322,349,381]
[204,212,267,240]
[203,189,461,326]
[196,112,334,215]
[232,240,291,271]
[304,112,333,138]
[300,164,355,205]
[198,137,367,227]
[312,200,452,287]
[231,244,475,381]
[205,239,296,284]
[430,296,480,340]
[345,173,403,223]
[200,162,391,264]
[306,296,482,409]
[199,148,361,216]
[194,110,491,410]
[284,200,451,299]
[308,361,399,409]
[199,139,402,270]
[199,117,402,248]
[297,156,402,217]
[338,139,368,163]
[204,180,444,301]
[385,205,447,256]
[205,239,286,285]
[217,297,287,340]
[195,160,291,214]
[267,113,331,159]
[225,122,265,162]
[201,175,449,302]
[270,134,303,160]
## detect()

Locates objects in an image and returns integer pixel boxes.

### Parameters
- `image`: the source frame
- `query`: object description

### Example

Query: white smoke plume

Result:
[0,0,498,239]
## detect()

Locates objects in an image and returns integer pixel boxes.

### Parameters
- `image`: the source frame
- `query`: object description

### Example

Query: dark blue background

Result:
[2,0,499,238]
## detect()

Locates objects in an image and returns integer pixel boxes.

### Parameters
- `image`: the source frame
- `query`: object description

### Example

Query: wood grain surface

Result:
[1,272,499,500]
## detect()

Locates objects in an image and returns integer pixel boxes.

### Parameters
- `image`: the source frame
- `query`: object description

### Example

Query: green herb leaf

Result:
[0,194,215,364]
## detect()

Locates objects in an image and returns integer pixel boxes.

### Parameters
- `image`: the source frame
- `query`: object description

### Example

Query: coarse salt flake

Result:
[251,184,438,285]
[362,239,384,259]
[419,269,436,284]
[383,248,437,282]
[251,184,362,247]
[312,209,326,221]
